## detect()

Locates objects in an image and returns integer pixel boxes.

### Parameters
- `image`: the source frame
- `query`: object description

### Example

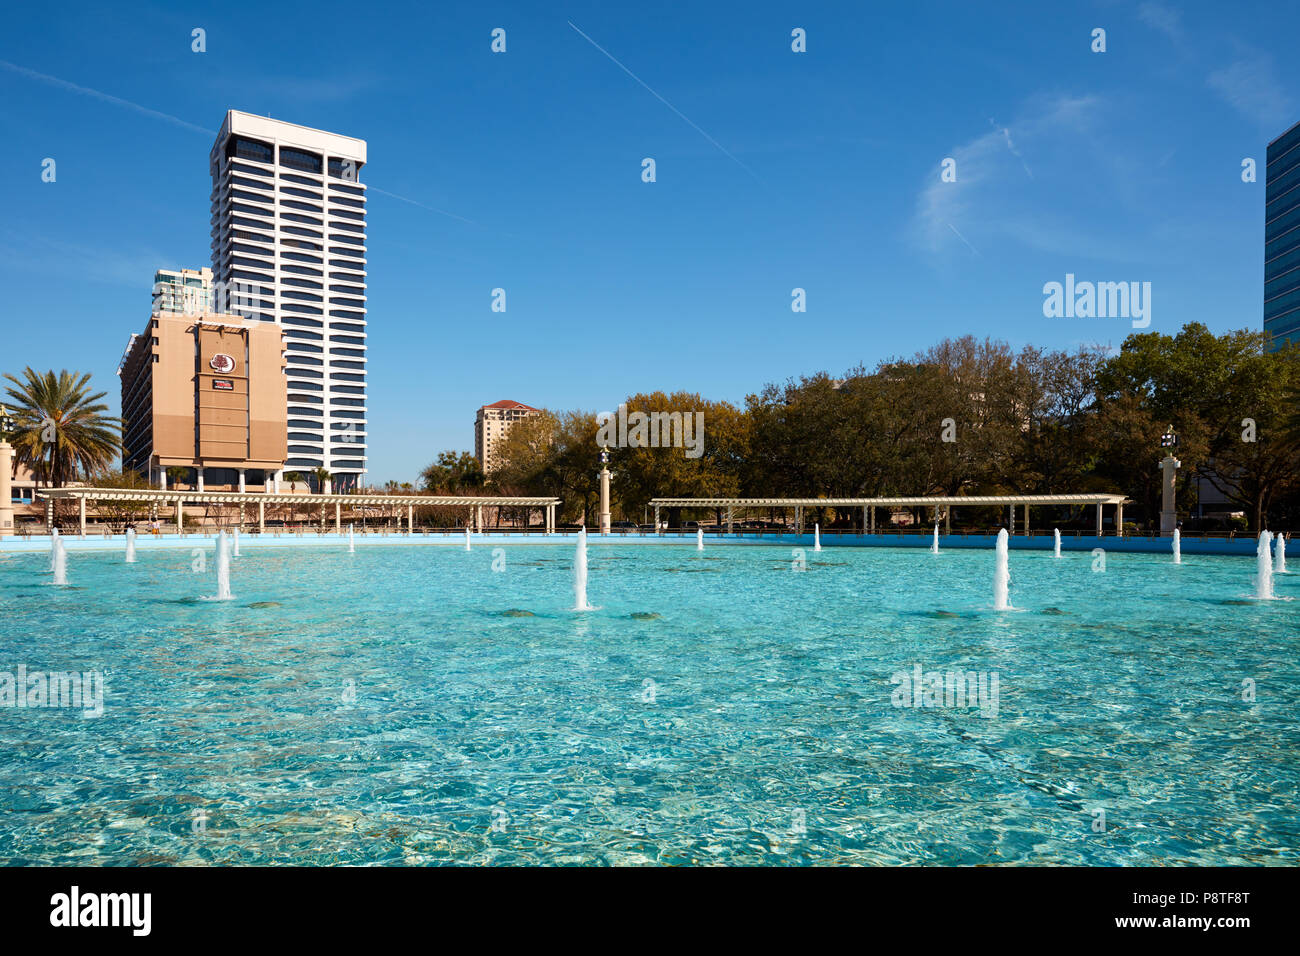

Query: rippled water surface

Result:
[1,542,1297,865]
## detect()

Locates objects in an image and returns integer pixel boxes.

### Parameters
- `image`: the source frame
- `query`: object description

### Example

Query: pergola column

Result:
[654,505,661,534]
[795,506,803,535]
[407,504,413,534]
[335,501,341,534]
[1096,503,1103,536]
[1023,504,1029,535]
[1009,504,1015,534]
[258,500,265,534]
[175,497,183,532]
[726,506,734,534]
[79,496,86,535]
[475,504,483,532]
[862,506,868,534]
[1116,501,1124,536]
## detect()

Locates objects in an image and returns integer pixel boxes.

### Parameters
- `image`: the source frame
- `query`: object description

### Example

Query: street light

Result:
[0,403,13,439]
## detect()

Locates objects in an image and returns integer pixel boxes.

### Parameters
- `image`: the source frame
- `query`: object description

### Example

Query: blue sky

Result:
[1,0,1295,483]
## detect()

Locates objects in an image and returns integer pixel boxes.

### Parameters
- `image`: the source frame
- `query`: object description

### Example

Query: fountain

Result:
[465,526,472,552]
[930,524,940,554]
[232,528,241,558]
[50,532,67,587]
[573,527,592,611]
[1276,532,1287,574]
[993,529,1011,611]
[348,523,355,553]
[125,527,136,563]
[1172,529,1181,565]
[1254,531,1275,600]
[697,528,704,551]
[214,531,232,601]
[814,523,821,552]
[1053,528,1061,558]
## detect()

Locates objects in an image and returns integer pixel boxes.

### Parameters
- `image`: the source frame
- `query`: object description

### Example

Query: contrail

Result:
[947,223,981,257]
[1,59,480,227]
[0,59,212,135]
[367,186,480,226]
[567,21,762,185]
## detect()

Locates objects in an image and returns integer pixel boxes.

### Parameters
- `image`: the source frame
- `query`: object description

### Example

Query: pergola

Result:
[37,488,563,535]
[648,494,1131,536]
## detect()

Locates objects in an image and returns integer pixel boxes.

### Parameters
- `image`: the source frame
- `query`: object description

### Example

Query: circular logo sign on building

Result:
[210,353,236,374]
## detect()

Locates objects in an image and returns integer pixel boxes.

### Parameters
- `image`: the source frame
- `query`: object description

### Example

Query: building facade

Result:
[209,110,368,491]
[152,266,216,315]
[475,400,540,473]
[1266,119,1300,349]
[119,294,288,491]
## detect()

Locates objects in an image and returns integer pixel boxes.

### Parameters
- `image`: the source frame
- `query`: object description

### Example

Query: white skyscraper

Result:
[209,110,367,491]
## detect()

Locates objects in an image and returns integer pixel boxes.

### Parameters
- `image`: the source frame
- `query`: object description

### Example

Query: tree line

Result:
[462,324,1300,532]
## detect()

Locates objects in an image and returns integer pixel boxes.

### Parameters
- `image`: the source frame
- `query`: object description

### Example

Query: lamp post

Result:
[0,404,15,538]
[597,446,612,535]
[1158,426,1180,537]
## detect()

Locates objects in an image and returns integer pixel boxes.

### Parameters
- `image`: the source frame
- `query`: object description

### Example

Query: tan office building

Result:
[120,302,288,492]
[475,400,540,473]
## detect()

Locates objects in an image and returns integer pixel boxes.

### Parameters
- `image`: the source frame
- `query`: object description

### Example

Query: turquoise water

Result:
[1,542,1296,865]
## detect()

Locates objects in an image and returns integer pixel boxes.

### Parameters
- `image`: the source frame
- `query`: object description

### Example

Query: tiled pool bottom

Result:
[0,543,1296,865]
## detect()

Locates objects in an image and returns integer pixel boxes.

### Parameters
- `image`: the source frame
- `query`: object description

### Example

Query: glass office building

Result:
[1265,120,1300,349]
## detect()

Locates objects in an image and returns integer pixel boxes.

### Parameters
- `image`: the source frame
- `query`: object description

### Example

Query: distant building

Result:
[152,267,216,315]
[1265,119,1300,349]
[119,272,288,492]
[475,400,540,472]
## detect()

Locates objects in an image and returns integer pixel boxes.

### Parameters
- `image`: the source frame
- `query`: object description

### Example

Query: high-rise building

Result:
[475,400,540,472]
[119,274,288,491]
[1265,119,1300,349]
[209,110,368,491]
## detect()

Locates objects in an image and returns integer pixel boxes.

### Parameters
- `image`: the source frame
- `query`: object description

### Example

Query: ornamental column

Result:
[1159,455,1180,537]
[0,439,13,537]
[597,447,612,535]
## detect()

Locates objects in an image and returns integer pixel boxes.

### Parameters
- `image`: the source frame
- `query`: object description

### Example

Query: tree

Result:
[91,469,152,530]
[613,392,746,524]
[3,368,120,487]
[490,411,602,523]
[420,451,484,494]
[165,466,189,490]
[311,467,332,493]
[285,471,304,493]
[1096,323,1299,531]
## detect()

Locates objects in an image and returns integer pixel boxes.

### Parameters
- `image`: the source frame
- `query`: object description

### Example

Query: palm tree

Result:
[166,466,189,491]
[3,368,120,488]
[312,466,332,494]
[285,471,303,493]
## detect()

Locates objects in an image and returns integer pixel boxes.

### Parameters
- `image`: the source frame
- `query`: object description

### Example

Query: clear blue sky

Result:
[1,1,1295,483]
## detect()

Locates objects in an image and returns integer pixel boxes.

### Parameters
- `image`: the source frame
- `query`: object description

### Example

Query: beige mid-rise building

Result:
[475,400,539,472]
[119,289,288,492]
